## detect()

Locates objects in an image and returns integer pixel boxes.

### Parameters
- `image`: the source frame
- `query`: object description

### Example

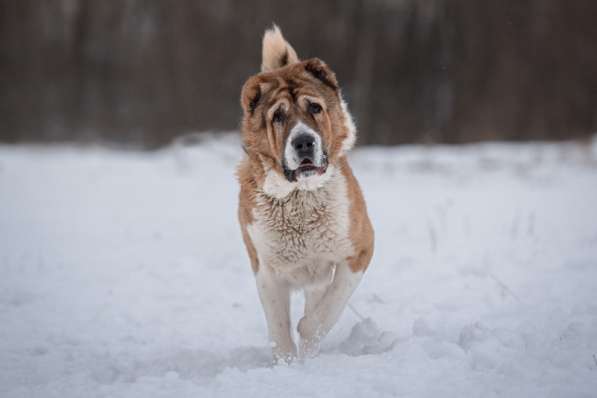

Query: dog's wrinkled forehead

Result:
[242,59,338,117]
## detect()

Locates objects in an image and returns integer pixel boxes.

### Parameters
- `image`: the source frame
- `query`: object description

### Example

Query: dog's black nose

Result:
[292,133,315,159]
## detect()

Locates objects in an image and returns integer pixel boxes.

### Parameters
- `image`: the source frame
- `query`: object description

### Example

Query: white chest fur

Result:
[247,167,354,287]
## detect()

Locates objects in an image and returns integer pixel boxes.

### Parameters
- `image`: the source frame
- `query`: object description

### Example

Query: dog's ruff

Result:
[248,165,351,286]
[237,25,374,363]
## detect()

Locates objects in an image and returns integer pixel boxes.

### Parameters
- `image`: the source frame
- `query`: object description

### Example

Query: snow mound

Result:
[338,318,398,356]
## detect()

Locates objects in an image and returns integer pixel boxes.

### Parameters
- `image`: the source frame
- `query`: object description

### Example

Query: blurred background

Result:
[1,0,596,148]
[2,3,597,395]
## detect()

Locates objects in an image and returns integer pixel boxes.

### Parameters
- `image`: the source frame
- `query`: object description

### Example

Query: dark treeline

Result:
[1,0,596,147]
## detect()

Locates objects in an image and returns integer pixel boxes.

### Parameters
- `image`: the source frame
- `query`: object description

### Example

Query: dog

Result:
[237,25,374,363]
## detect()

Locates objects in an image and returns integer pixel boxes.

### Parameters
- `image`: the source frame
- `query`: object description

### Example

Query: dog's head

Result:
[240,26,356,196]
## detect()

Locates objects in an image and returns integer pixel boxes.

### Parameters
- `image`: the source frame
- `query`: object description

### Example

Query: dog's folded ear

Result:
[240,76,262,115]
[261,24,299,72]
[304,58,339,91]
[241,77,274,115]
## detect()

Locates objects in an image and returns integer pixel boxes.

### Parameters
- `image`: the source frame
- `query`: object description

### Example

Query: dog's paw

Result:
[297,316,322,358]
[272,351,296,365]
[299,336,321,359]
[271,341,297,365]
[297,315,325,357]
[297,315,319,339]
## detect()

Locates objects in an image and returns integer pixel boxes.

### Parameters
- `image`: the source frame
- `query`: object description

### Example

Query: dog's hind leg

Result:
[256,268,296,364]
[298,263,363,356]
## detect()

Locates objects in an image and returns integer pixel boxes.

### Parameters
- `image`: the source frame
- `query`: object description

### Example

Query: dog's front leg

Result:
[256,268,296,363]
[299,285,327,358]
[298,263,362,357]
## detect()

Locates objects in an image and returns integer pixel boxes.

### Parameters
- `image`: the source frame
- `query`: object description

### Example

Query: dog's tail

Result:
[261,24,299,73]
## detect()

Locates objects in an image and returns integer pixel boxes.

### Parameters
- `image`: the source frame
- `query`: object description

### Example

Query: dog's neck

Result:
[253,164,349,237]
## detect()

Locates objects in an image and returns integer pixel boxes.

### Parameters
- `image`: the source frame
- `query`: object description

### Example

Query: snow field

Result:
[1,135,596,397]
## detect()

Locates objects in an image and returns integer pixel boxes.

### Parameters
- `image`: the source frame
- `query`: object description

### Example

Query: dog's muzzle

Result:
[283,122,328,182]
[292,133,316,164]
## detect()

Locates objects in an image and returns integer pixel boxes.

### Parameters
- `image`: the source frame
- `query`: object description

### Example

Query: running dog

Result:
[237,26,374,363]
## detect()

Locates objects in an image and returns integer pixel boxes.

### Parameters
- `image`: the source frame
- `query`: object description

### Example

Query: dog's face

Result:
[240,58,355,190]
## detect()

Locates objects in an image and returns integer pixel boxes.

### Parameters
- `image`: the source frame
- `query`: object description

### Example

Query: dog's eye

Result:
[272,109,286,124]
[307,102,322,115]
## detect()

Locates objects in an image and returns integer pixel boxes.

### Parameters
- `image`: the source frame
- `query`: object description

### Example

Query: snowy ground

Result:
[1,135,597,397]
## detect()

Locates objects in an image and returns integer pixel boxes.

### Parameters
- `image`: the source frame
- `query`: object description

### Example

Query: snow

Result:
[1,135,597,397]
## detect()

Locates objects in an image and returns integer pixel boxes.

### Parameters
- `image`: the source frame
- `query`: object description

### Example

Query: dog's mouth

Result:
[297,158,326,175]
[283,158,328,182]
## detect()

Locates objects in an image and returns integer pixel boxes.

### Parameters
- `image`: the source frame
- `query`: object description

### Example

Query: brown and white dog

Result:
[237,26,374,363]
